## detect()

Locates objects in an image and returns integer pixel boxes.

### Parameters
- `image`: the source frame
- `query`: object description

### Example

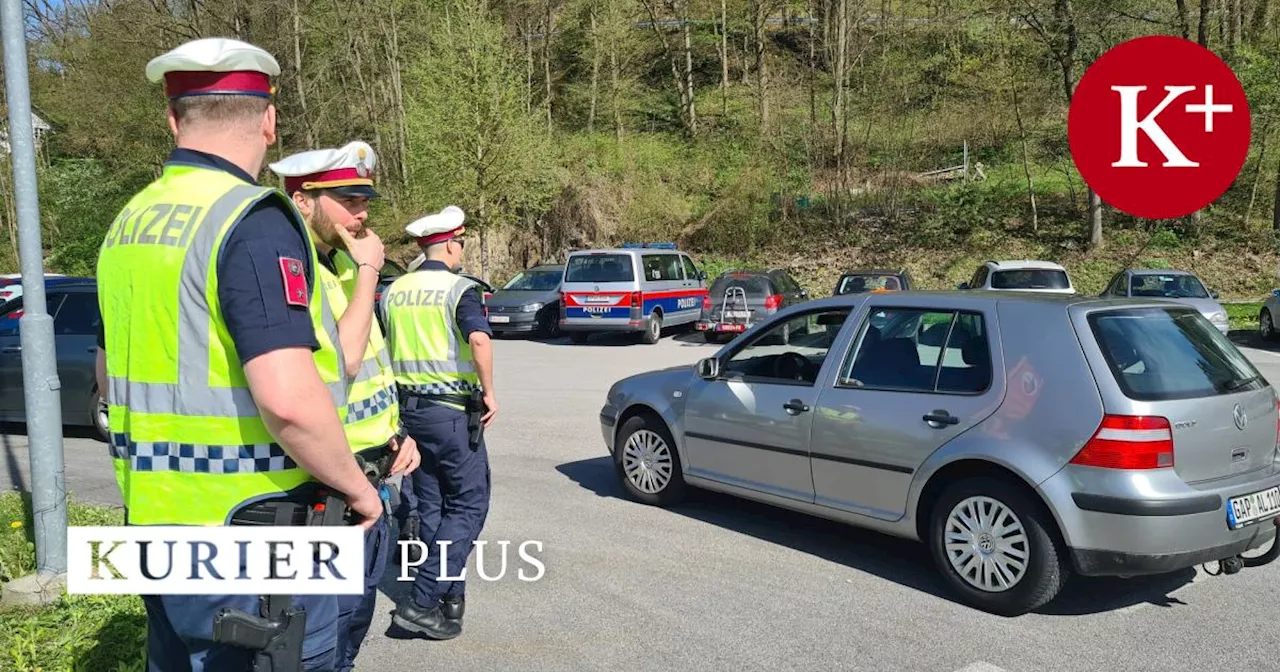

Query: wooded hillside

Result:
[4,0,1280,297]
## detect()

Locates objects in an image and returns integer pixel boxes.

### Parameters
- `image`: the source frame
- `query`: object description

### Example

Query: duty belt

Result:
[228,442,395,527]
[401,393,469,410]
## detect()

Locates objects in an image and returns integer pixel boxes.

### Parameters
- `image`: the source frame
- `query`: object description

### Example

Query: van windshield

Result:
[565,254,634,283]
[1088,307,1264,401]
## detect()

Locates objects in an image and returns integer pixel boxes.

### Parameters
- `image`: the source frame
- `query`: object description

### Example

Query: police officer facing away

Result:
[268,142,421,671]
[383,207,497,641]
[94,38,383,670]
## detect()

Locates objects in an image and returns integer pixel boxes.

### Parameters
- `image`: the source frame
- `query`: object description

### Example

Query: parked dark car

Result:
[0,277,108,441]
[833,268,913,295]
[484,264,564,338]
[696,268,808,343]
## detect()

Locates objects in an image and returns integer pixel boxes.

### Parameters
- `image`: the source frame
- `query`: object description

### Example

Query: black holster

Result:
[212,594,305,672]
[213,488,349,669]
[466,390,487,451]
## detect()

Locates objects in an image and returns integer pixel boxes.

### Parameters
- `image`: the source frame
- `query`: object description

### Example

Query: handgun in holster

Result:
[212,594,305,671]
[466,390,487,451]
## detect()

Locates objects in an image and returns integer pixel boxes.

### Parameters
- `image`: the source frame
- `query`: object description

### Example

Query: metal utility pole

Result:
[2,0,68,575]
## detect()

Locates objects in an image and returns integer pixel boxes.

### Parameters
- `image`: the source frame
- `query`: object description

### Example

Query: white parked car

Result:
[957,260,1076,294]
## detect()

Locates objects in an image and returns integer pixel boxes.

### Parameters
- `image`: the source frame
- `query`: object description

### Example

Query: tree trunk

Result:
[640,0,695,137]
[721,0,730,118]
[1176,0,1192,38]
[291,0,313,147]
[1013,87,1038,233]
[611,34,623,143]
[680,0,697,134]
[1246,118,1272,226]
[753,0,768,132]
[390,5,410,187]
[544,1,554,132]
[588,7,600,134]
[1229,0,1241,52]
[1199,0,1213,46]
[525,20,534,115]
[834,0,848,165]
[1272,153,1280,232]
[1089,189,1103,248]
[807,0,816,132]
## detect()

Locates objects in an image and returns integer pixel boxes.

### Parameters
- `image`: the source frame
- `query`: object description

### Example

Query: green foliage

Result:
[0,492,143,672]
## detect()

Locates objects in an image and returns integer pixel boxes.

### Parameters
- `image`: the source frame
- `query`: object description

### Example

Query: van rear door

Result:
[1084,305,1277,484]
[561,252,638,328]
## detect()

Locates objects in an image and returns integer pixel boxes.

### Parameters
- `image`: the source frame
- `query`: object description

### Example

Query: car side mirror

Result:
[695,357,720,380]
[957,282,970,290]
[800,289,809,298]
[1210,290,1220,299]
[698,271,708,280]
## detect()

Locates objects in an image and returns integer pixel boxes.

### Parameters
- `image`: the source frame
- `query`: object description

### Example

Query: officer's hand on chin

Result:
[482,392,498,427]
[336,224,385,270]
[390,435,420,475]
[347,485,385,529]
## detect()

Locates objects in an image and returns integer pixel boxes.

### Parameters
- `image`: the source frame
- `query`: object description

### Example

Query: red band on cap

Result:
[417,228,464,246]
[165,71,272,99]
[284,168,364,193]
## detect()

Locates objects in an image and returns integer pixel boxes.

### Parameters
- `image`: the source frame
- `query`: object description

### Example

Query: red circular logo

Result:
[1068,36,1251,220]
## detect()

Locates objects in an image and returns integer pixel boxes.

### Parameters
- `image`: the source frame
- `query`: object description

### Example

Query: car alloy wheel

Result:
[622,429,672,494]
[613,415,686,506]
[1261,309,1275,341]
[92,388,110,443]
[642,313,662,344]
[943,495,1030,592]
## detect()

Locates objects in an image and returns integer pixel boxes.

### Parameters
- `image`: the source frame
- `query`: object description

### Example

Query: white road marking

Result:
[952,663,1011,672]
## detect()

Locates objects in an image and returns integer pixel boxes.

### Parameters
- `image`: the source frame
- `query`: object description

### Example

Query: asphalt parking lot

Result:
[4,327,1280,671]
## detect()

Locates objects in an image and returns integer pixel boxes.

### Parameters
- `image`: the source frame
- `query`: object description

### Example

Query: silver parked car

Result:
[1101,268,1229,335]
[598,291,1280,616]
[485,264,565,338]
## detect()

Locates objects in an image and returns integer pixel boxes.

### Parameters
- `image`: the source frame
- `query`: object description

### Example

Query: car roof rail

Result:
[620,242,678,249]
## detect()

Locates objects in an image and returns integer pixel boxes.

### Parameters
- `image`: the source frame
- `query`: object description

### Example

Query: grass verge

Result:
[0,492,145,672]
[1227,302,1264,332]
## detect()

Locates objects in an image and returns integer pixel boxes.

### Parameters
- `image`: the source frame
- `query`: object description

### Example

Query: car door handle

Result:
[923,410,959,426]
[783,399,810,415]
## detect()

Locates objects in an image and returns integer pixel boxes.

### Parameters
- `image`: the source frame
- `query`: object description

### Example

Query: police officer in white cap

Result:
[381,206,496,640]
[269,141,421,671]
[95,38,381,671]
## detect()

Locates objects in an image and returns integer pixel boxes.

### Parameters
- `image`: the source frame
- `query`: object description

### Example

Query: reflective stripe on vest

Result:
[382,268,481,409]
[325,251,401,449]
[96,165,347,526]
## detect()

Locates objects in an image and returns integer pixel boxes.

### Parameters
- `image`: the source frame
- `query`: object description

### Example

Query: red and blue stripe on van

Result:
[562,287,708,323]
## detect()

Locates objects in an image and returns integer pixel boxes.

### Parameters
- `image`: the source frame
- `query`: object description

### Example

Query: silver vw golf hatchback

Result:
[598,291,1280,616]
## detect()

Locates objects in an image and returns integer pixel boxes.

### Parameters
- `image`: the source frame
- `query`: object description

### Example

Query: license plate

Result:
[581,295,615,304]
[1227,486,1280,529]
[723,310,750,319]
[488,315,510,323]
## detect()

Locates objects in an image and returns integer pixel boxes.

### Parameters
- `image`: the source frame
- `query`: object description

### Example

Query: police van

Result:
[559,243,708,344]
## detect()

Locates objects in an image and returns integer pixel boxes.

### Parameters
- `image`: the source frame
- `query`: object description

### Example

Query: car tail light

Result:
[11,310,22,319]
[764,294,782,311]
[1070,415,1174,469]
[631,291,641,308]
[702,295,711,311]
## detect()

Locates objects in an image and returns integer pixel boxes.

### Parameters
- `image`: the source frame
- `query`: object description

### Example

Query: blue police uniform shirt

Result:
[97,148,320,362]
[417,260,491,338]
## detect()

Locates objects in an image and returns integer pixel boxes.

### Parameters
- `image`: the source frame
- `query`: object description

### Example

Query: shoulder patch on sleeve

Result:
[279,257,309,308]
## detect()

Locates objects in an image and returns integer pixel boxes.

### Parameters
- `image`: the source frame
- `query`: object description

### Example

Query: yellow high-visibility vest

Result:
[381,268,481,411]
[96,163,349,526]
[320,250,400,449]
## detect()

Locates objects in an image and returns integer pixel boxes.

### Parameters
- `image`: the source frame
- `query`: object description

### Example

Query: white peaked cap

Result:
[406,206,467,243]
[268,141,379,196]
[145,37,280,99]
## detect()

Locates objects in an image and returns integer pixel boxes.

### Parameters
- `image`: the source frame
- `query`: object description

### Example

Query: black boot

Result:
[441,595,465,623]
[391,601,462,640]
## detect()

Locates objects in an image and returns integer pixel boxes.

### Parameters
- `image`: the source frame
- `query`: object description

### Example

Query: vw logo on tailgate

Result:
[1233,404,1248,431]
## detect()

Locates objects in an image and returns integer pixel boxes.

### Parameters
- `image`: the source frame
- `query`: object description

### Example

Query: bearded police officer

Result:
[268,141,421,671]
[94,38,383,671]
[383,207,496,641]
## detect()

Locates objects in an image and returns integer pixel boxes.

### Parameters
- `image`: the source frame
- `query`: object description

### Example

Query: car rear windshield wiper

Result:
[1223,375,1263,392]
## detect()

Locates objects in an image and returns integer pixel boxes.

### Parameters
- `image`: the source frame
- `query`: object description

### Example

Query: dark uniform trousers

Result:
[333,514,391,672]
[141,576,339,671]
[401,395,492,609]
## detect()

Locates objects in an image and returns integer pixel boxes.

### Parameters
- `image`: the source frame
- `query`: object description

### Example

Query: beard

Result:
[310,206,347,249]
